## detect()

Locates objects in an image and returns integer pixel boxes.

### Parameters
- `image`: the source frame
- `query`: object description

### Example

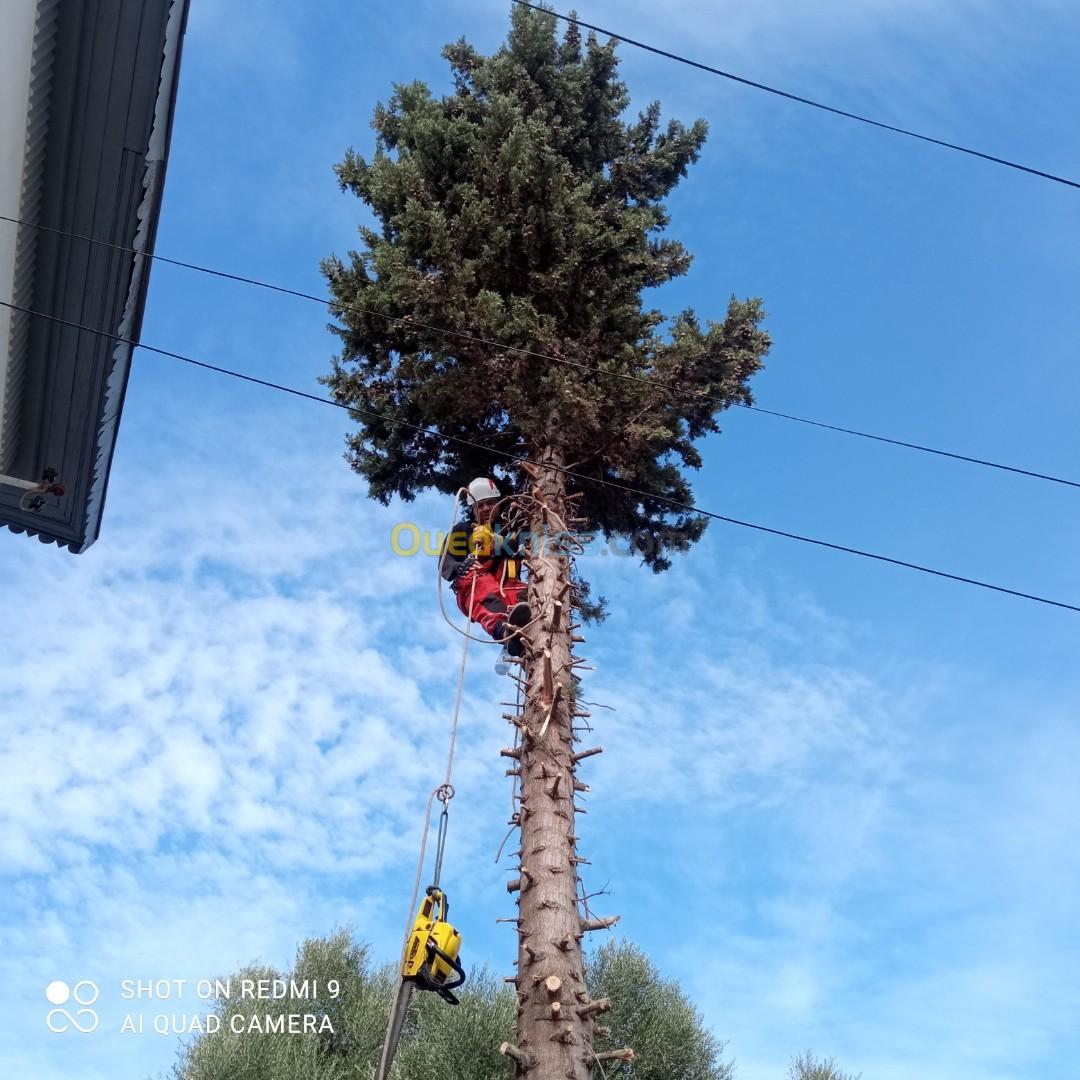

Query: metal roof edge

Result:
[1,0,62,474]
[79,0,191,551]
[0,517,82,553]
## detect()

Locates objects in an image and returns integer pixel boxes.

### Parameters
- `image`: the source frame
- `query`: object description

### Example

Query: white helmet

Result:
[466,476,501,506]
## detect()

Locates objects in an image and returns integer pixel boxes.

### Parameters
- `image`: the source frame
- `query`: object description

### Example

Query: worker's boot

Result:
[498,602,532,657]
[507,601,531,629]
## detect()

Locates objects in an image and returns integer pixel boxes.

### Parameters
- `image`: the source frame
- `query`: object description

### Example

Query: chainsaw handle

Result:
[427,943,466,991]
[425,885,449,920]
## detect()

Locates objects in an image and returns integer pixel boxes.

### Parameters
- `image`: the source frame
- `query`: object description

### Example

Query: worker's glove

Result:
[452,554,479,582]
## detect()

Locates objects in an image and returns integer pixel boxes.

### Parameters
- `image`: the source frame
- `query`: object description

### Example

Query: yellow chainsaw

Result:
[401,886,464,1004]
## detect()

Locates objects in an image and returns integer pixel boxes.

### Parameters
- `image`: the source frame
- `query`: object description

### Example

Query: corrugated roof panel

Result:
[0,0,190,553]
[1,0,61,474]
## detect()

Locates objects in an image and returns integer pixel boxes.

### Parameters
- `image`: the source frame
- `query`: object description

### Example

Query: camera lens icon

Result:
[45,980,99,1033]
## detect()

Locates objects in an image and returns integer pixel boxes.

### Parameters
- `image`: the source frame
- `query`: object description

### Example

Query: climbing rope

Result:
[380,487,541,1075]
[400,481,509,949]
[398,555,474,954]
[493,670,526,864]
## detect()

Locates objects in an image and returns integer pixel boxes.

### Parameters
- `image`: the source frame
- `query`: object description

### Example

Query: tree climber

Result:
[441,477,532,656]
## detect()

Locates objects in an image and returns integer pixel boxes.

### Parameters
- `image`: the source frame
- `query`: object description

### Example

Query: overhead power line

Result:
[3,213,1076,492]
[3,297,1078,616]
[510,0,1080,192]
[742,405,1079,489]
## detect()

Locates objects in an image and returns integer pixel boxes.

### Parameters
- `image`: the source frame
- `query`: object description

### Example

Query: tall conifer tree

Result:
[324,6,770,1076]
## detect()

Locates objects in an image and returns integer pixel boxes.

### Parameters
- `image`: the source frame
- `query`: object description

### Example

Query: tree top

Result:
[324,2,770,572]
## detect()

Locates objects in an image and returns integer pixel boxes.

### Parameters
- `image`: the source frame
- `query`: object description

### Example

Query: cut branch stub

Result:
[595,1048,636,1064]
[571,746,603,764]
[500,1042,536,1069]
[507,867,535,893]
[580,915,620,932]
[577,996,611,1019]
[538,683,562,741]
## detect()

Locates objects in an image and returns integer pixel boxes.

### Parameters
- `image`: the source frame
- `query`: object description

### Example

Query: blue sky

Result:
[2,2,1079,1078]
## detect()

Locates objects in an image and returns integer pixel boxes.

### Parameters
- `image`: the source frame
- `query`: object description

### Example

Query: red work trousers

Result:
[453,563,526,637]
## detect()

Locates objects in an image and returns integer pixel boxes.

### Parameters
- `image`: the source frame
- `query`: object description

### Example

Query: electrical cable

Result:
[510,0,1080,192]
[3,212,1075,490]
[4,297,1078,615]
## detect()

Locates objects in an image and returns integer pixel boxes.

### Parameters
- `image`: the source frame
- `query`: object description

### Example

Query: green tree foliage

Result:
[787,1050,862,1080]
[389,967,516,1080]
[589,940,732,1080]
[168,932,857,1080]
[168,933,739,1080]
[169,930,389,1080]
[323,3,770,572]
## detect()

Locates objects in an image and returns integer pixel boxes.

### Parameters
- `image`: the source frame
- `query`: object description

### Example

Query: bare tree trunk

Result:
[499,446,620,1079]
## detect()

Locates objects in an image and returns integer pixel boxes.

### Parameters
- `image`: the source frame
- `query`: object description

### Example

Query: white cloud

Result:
[4,0,1079,1059]
[0,406,503,1076]
[3,408,1078,1080]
